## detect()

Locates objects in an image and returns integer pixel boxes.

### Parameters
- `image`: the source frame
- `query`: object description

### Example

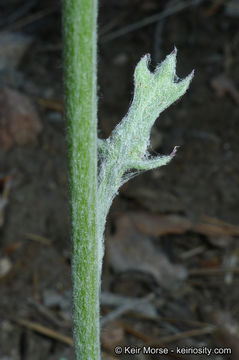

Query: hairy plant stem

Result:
[63,1,193,358]
[62,0,99,359]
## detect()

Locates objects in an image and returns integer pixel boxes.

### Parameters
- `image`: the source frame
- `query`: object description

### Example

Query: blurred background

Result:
[0,0,239,359]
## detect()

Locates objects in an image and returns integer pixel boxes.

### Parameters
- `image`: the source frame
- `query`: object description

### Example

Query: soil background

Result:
[0,1,239,359]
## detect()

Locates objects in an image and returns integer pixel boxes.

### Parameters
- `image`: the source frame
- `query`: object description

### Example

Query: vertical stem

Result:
[62,1,99,359]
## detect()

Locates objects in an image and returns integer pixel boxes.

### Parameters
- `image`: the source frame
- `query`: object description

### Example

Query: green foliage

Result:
[97,51,193,266]
[63,2,192,359]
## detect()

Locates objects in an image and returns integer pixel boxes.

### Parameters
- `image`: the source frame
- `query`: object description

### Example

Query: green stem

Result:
[62,1,99,359]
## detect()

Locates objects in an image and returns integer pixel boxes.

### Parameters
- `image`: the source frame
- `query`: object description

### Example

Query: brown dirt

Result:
[0,1,239,359]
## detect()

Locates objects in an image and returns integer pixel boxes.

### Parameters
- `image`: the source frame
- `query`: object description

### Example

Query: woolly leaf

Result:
[97,50,193,262]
